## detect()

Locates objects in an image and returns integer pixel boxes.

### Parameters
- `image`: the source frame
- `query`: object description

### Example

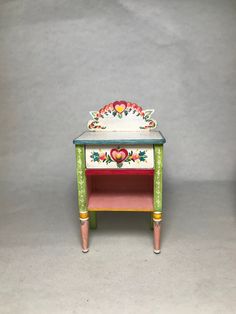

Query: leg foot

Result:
[82,248,89,253]
[80,219,89,253]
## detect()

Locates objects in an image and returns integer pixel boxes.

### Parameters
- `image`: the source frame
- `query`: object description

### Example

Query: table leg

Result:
[153,220,161,254]
[76,145,89,253]
[80,218,89,253]
[153,145,163,254]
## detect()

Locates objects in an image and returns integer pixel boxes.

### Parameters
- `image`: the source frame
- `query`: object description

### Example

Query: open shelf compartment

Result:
[86,170,154,212]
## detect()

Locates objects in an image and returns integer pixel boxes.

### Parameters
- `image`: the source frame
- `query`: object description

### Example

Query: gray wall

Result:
[0,0,236,189]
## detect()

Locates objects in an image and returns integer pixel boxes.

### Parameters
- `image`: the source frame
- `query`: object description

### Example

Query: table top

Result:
[73,131,166,145]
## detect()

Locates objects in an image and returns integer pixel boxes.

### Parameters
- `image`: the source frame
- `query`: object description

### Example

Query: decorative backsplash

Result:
[87,101,157,131]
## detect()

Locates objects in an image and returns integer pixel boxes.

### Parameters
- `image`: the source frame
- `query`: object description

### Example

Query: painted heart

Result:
[114,101,127,114]
[110,148,128,163]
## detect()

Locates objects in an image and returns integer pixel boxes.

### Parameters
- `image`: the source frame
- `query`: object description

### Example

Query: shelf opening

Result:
[87,174,154,212]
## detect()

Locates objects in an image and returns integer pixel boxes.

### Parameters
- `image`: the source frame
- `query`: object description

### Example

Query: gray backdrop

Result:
[0,0,235,188]
[0,1,236,313]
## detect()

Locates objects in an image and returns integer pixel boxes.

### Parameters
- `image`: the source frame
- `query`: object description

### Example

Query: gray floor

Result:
[0,181,235,314]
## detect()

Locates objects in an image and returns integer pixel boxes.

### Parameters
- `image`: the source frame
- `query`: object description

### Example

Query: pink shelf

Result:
[87,173,154,212]
[88,191,154,212]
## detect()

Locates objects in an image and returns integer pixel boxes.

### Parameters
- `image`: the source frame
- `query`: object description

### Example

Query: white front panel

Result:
[86,145,154,169]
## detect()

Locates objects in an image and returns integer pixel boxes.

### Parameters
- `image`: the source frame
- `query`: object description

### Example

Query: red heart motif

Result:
[110,148,128,163]
[113,101,127,114]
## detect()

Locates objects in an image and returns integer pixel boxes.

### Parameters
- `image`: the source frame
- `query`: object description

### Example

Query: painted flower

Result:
[148,120,155,127]
[139,151,147,161]
[132,103,139,110]
[99,153,107,161]
[108,103,114,110]
[99,108,106,115]
[91,149,148,167]
[88,122,95,129]
[132,153,139,161]
[104,104,110,112]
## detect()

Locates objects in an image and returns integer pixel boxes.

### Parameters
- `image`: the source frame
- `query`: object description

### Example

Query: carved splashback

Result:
[87,101,157,131]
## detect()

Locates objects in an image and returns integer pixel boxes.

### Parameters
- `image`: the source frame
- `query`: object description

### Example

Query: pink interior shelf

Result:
[87,173,154,212]
[88,191,153,211]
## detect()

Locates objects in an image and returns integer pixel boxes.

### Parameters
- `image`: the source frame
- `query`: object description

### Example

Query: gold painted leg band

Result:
[153,212,162,222]
[80,212,89,221]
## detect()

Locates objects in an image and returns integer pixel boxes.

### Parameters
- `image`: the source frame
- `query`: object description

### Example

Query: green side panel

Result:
[150,213,154,230]
[75,145,87,213]
[153,144,163,212]
[89,211,97,229]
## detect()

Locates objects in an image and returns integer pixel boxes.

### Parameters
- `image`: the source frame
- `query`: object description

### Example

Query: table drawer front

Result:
[86,145,154,169]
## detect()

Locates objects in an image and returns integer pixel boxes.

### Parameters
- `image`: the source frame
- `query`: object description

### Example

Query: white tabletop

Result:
[73,131,166,145]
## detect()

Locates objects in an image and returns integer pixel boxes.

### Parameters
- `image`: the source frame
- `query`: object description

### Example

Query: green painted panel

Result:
[153,145,163,212]
[75,145,87,213]
[150,213,154,230]
[89,211,97,229]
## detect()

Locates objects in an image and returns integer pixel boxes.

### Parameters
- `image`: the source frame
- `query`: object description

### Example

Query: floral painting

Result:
[90,148,148,168]
[87,101,157,131]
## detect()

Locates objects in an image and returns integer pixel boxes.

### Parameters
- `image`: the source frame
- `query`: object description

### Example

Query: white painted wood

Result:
[87,101,157,131]
[86,145,154,169]
[75,131,164,143]
[88,113,156,131]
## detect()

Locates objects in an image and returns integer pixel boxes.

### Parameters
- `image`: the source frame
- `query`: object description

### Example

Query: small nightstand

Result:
[73,101,166,253]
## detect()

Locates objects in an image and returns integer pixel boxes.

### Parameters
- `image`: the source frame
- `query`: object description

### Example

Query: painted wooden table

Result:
[73,101,166,253]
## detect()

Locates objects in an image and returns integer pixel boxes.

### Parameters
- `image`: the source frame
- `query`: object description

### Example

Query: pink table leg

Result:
[80,219,89,253]
[153,221,161,254]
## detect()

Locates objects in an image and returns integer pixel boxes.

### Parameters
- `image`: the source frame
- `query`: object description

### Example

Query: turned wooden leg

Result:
[153,145,163,254]
[80,219,89,253]
[153,212,162,254]
[76,145,89,252]
[80,212,89,253]
[153,221,161,254]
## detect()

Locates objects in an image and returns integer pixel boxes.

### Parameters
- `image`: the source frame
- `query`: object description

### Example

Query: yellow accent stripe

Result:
[80,212,89,219]
[153,212,162,220]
